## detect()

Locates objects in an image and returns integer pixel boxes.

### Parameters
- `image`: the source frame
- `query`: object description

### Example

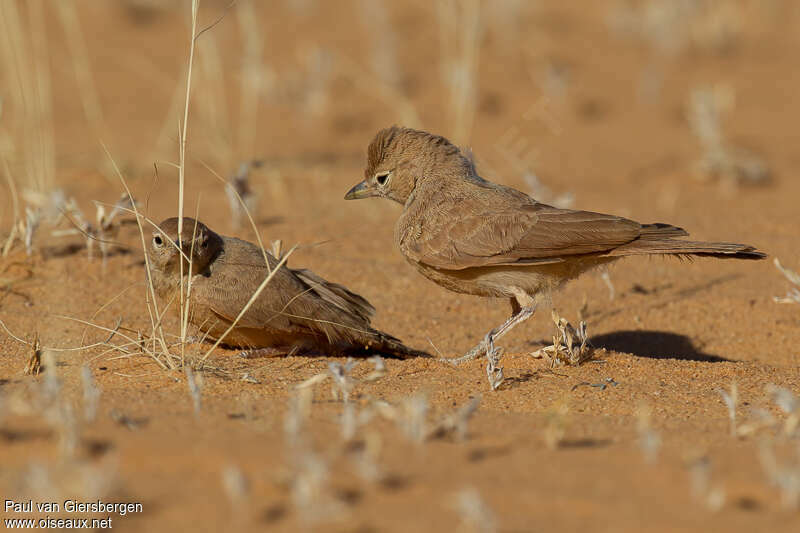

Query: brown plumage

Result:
[147,217,427,358]
[345,126,765,375]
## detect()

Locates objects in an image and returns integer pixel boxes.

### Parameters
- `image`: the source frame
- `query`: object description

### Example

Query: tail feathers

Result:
[640,223,689,239]
[608,239,766,260]
[360,329,432,359]
[291,269,429,358]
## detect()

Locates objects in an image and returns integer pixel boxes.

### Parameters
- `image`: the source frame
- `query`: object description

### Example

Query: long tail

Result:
[607,223,766,260]
[293,268,430,358]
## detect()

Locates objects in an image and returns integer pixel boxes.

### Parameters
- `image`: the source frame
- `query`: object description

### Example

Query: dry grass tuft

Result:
[452,487,497,533]
[635,402,662,463]
[428,396,481,442]
[281,387,346,524]
[774,259,800,304]
[327,358,357,402]
[607,0,743,56]
[290,449,344,524]
[687,455,726,511]
[687,85,769,187]
[758,439,800,510]
[531,310,595,366]
[221,464,250,510]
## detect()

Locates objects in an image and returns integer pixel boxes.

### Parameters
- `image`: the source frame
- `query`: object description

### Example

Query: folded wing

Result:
[401,191,649,269]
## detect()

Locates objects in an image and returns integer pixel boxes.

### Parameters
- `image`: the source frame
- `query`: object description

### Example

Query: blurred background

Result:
[1,0,796,231]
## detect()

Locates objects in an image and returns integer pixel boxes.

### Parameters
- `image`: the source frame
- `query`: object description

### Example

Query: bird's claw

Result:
[485,337,505,390]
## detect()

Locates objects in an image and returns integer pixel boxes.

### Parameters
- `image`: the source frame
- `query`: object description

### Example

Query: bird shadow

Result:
[590,330,731,362]
[584,273,742,324]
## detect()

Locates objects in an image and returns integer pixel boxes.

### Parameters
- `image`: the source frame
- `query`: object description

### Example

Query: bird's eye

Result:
[376,173,390,186]
[200,238,208,249]
[153,235,163,247]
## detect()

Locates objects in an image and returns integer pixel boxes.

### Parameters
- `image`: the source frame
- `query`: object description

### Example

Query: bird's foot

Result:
[440,331,506,390]
[485,337,505,390]
[441,331,494,365]
[238,347,287,359]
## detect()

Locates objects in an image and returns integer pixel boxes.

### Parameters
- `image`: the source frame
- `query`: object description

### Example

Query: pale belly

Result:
[411,256,619,299]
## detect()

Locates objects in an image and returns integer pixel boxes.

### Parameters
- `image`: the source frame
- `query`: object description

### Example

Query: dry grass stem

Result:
[81,364,101,422]
[767,385,799,437]
[226,160,261,229]
[543,399,569,450]
[55,0,106,143]
[688,456,726,512]
[635,402,662,463]
[24,334,42,376]
[185,366,203,416]
[284,386,314,445]
[1,159,21,256]
[718,381,738,437]
[436,0,482,145]
[221,464,250,510]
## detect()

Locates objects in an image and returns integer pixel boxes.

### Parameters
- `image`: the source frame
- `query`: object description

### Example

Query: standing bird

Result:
[147,217,427,358]
[345,127,765,383]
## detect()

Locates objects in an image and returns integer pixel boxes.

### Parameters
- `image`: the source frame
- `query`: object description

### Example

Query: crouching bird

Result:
[345,126,765,384]
[147,217,428,359]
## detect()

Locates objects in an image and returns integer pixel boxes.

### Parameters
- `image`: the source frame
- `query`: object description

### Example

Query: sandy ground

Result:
[1,1,799,531]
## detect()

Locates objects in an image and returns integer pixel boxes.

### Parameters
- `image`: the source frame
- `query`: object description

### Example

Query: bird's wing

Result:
[199,253,373,345]
[401,194,643,270]
[197,259,302,331]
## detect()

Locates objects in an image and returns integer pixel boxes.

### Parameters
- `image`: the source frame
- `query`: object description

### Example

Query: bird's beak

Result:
[344,179,375,200]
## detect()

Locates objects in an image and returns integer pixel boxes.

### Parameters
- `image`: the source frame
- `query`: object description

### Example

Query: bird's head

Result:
[149,217,222,277]
[345,126,473,205]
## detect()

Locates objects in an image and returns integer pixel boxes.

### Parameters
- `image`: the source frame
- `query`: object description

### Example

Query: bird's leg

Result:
[445,301,536,365]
